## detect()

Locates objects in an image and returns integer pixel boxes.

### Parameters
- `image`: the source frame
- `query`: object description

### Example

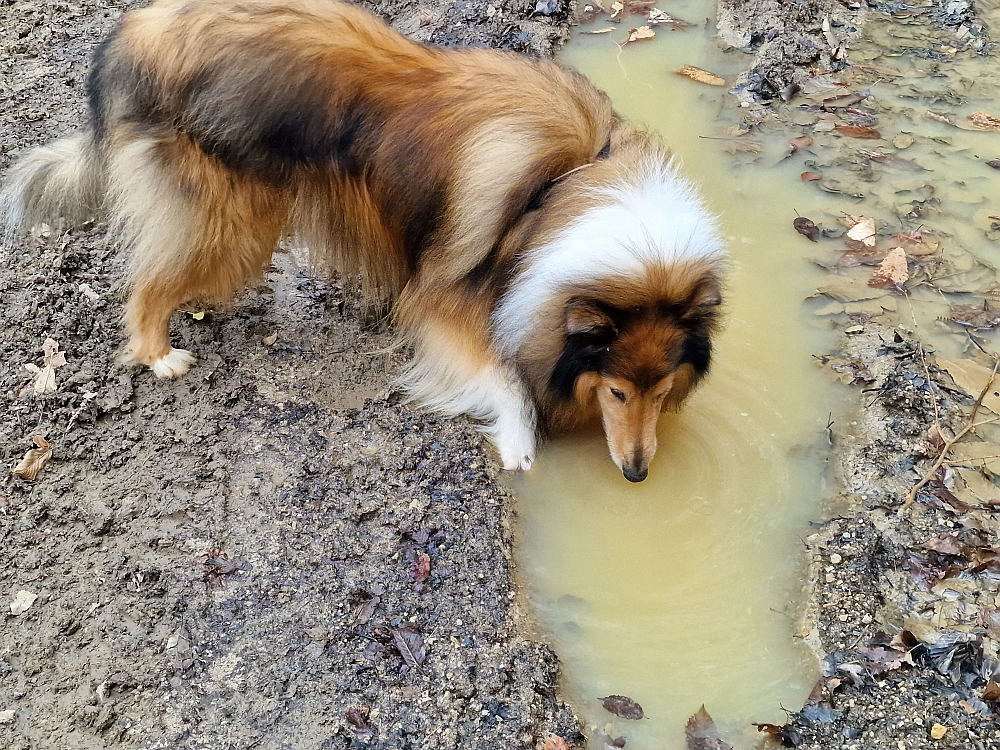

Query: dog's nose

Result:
[622,465,648,483]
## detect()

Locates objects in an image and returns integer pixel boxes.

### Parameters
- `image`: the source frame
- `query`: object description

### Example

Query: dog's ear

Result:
[682,274,722,317]
[565,299,616,337]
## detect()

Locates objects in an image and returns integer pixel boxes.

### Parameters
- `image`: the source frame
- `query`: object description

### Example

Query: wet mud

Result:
[0,1,577,749]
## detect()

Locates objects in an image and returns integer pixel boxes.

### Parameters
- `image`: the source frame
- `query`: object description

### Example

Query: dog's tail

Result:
[1,132,105,242]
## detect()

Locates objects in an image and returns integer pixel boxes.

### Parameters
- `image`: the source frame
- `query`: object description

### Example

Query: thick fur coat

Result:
[1,0,726,479]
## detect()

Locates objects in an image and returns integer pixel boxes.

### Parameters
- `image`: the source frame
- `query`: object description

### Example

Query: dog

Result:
[1,0,726,481]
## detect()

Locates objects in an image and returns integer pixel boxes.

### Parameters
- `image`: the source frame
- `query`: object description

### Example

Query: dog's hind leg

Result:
[108,133,290,377]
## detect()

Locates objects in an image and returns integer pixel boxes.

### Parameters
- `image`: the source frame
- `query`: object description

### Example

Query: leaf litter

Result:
[685,706,732,750]
[12,436,53,480]
[600,694,644,720]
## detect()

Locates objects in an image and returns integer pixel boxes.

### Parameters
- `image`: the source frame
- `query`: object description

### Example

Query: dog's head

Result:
[550,271,722,482]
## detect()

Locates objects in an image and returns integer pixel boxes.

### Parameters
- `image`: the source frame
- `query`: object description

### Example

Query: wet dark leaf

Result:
[346,707,373,737]
[600,695,644,720]
[903,553,942,590]
[780,83,801,102]
[793,217,820,242]
[799,702,840,723]
[822,90,871,109]
[349,594,380,627]
[390,627,426,670]
[987,160,1000,170]
[753,722,805,746]
[942,302,1000,331]
[834,123,881,139]
[685,706,732,749]
[858,150,924,171]
[411,551,431,582]
[801,171,823,181]
[922,533,967,557]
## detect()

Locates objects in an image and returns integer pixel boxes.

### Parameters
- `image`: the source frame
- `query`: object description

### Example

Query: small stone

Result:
[9,590,37,616]
[837,613,849,622]
[930,724,948,740]
[830,553,843,564]
[893,134,914,149]
[0,709,14,724]
[845,325,864,334]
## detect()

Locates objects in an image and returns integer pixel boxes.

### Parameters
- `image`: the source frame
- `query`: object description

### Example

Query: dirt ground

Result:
[0,1,579,749]
[4,0,1000,749]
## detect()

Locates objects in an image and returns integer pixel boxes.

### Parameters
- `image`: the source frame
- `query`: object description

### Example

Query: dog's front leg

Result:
[479,365,538,471]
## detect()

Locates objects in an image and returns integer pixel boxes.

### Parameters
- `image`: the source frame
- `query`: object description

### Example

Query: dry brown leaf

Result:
[967,112,1000,132]
[12,436,53,481]
[846,217,877,247]
[262,332,278,346]
[936,358,1000,415]
[801,171,824,181]
[834,123,882,139]
[677,65,726,86]
[625,24,655,43]
[868,247,908,287]
[543,735,571,750]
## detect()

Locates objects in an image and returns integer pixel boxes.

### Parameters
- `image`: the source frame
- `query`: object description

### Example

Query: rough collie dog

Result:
[1,0,725,481]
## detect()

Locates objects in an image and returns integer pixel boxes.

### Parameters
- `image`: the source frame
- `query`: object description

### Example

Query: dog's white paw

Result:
[495,422,536,471]
[151,348,195,378]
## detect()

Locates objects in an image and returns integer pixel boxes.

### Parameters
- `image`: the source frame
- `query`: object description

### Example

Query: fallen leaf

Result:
[191,310,207,321]
[12,436,53,480]
[677,65,726,86]
[893,134,915,148]
[349,594,380,626]
[647,8,690,29]
[956,468,1000,506]
[581,26,616,33]
[936,358,1000,415]
[625,25,655,43]
[846,217,877,247]
[987,160,1000,170]
[967,112,1000,132]
[600,695,644,720]
[922,533,966,557]
[930,723,948,740]
[942,302,1000,331]
[788,136,814,155]
[411,551,431,582]
[543,735,571,750]
[262,332,278,346]
[834,123,881,139]
[984,682,1000,701]
[868,247,908,287]
[391,627,426,670]
[685,705,733,750]
[793,217,820,242]
[9,590,37,616]
[610,1,624,21]
[723,138,761,154]
[801,171,824,181]
[822,89,872,109]
[813,276,887,303]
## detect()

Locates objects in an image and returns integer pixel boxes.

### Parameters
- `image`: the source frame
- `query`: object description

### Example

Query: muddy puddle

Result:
[515,1,999,747]
[514,3,842,746]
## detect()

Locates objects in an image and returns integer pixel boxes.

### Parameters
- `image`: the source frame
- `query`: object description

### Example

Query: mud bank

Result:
[715,0,1000,746]
[0,1,578,749]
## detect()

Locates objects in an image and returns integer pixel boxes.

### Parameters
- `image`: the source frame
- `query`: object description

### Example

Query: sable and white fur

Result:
[1,0,726,479]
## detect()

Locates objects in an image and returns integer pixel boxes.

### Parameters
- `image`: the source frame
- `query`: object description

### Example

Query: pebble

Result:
[0,709,14,724]
[830,553,843,564]
[930,723,948,740]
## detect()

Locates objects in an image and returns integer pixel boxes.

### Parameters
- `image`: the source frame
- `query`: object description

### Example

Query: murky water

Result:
[514,5,840,747]
[515,2,1000,746]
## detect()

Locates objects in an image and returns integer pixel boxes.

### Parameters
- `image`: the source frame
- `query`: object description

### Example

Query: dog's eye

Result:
[610,388,626,402]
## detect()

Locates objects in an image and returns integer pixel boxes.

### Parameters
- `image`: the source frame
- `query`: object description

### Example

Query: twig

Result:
[903,357,1000,508]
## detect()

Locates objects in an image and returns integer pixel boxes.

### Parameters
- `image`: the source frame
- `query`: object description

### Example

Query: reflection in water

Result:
[513,2,842,747]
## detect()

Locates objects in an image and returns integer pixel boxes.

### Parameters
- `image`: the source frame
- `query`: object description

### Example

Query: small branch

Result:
[903,357,1000,508]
